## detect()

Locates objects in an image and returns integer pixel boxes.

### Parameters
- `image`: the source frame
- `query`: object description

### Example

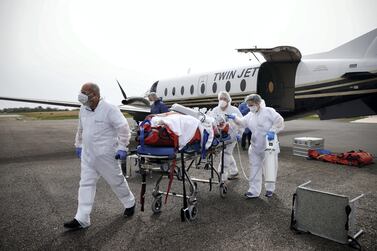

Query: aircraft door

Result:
[197,75,208,96]
[257,62,298,112]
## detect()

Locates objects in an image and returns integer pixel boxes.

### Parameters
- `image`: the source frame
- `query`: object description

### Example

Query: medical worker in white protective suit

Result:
[212,91,243,181]
[227,94,284,198]
[64,83,135,230]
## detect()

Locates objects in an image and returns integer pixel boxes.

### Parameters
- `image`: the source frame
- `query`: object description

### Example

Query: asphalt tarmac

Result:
[0,117,376,250]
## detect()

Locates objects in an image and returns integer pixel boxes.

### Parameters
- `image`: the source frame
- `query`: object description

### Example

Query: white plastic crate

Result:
[293,137,324,157]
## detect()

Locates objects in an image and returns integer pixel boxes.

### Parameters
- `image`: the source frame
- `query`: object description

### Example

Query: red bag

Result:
[308,149,374,167]
[321,154,339,164]
[339,150,374,166]
[308,149,320,159]
[144,125,178,148]
[138,113,179,148]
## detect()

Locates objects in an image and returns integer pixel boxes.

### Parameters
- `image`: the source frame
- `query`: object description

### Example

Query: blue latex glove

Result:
[115,150,127,160]
[267,131,275,141]
[75,147,82,159]
[225,114,236,120]
[236,134,241,142]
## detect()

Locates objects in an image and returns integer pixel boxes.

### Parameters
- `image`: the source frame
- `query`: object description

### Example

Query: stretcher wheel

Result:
[220,183,227,198]
[180,205,198,222]
[188,204,198,221]
[151,196,162,214]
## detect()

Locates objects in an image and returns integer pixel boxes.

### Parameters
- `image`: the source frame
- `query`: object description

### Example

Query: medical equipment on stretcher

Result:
[135,113,231,222]
[170,103,207,123]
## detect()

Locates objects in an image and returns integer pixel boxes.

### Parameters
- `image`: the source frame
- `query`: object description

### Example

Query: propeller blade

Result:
[116,79,128,100]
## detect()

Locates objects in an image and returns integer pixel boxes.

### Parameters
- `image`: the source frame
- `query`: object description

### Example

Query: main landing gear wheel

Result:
[220,183,228,198]
[151,196,162,214]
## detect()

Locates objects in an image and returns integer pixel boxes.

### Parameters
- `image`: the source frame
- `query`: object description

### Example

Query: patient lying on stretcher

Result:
[137,111,232,152]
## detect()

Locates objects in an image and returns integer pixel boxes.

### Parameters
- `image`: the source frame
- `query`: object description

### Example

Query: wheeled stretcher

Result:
[136,136,230,222]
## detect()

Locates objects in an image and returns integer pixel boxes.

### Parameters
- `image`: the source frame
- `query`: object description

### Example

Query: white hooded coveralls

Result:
[212,104,243,180]
[74,100,135,227]
[238,106,284,196]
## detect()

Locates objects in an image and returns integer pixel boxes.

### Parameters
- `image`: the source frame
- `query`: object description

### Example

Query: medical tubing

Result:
[235,139,267,183]
[236,141,249,180]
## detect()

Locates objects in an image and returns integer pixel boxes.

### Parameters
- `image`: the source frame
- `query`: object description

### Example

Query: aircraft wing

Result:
[0,96,150,121]
[0,96,81,108]
[119,104,150,121]
[236,46,302,62]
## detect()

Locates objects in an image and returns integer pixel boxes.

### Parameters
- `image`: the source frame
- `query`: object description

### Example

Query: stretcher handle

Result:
[139,120,151,148]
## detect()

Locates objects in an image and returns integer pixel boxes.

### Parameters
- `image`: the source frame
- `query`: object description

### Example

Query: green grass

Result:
[18,111,79,120]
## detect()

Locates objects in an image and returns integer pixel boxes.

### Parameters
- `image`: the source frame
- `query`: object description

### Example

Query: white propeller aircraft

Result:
[1,28,377,122]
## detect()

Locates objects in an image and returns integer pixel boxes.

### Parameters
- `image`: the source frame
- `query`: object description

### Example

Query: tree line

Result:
[0,106,72,113]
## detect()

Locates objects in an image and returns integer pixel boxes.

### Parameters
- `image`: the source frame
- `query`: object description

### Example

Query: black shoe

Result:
[124,204,135,217]
[265,191,273,198]
[227,173,239,180]
[63,219,84,230]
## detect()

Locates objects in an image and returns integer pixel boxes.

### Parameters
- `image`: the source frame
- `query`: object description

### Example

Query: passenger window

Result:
[212,82,217,93]
[164,88,167,96]
[181,86,184,95]
[190,85,194,95]
[225,81,231,92]
[172,87,176,96]
[201,83,205,94]
[240,79,246,91]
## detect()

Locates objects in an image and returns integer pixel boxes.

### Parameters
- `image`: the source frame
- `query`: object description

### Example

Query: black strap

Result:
[181,152,187,208]
[290,193,297,231]
[345,205,351,231]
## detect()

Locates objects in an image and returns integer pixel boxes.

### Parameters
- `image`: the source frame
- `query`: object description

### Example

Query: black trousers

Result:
[241,132,251,149]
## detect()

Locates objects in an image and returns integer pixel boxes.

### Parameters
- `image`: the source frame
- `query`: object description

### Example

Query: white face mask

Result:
[78,93,89,106]
[249,105,258,113]
[219,100,228,108]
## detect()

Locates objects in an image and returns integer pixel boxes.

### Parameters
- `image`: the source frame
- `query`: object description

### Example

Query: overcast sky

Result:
[0,0,376,109]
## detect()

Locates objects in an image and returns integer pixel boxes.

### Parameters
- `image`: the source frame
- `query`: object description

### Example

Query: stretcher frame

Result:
[137,140,228,222]
[290,181,364,249]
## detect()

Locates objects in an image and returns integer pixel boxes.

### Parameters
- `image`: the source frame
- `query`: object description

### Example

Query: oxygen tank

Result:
[171,103,210,124]
[263,135,278,183]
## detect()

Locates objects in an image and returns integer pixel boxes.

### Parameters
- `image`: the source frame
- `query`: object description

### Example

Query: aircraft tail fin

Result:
[304,28,377,59]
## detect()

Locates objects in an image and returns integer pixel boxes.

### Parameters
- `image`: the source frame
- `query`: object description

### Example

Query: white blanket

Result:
[151,114,201,150]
